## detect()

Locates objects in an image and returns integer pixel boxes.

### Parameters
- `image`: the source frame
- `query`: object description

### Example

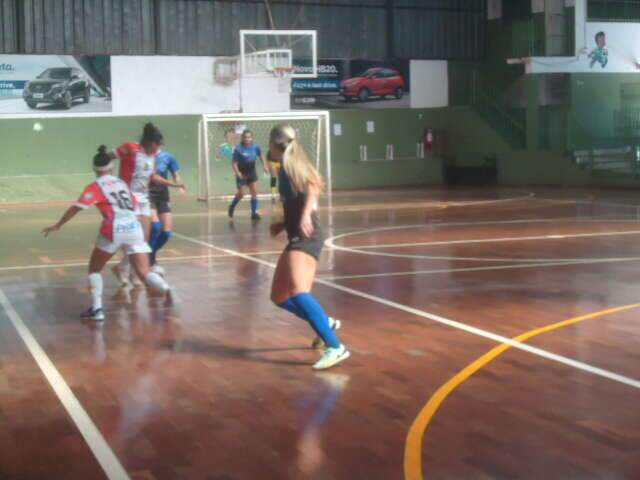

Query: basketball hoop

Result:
[214,57,239,86]
[273,67,293,94]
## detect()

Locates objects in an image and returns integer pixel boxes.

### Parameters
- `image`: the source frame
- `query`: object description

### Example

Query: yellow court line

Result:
[404,303,640,480]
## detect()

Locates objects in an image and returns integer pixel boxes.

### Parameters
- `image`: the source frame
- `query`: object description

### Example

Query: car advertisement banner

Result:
[291,59,410,110]
[0,55,111,114]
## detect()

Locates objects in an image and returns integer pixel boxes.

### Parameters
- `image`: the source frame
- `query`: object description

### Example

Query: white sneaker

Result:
[80,307,105,322]
[312,344,350,370]
[111,265,130,287]
[151,264,166,277]
[311,317,341,349]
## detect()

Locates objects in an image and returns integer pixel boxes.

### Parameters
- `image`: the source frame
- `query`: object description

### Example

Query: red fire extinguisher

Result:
[424,128,434,153]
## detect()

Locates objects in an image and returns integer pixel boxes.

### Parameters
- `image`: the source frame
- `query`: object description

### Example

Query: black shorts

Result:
[236,170,258,189]
[150,189,171,214]
[284,228,324,261]
[149,184,169,201]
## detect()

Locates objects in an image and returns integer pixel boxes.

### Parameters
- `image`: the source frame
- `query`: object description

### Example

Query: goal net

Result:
[198,111,332,204]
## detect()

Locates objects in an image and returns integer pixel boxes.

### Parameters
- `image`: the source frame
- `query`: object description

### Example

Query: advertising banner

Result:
[527,23,640,74]
[291,58,410,110]
[0,55,111,114]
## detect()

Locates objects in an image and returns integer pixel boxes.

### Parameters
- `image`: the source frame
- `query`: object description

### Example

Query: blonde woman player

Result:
[268,124,349,370]
[42,146,171,321]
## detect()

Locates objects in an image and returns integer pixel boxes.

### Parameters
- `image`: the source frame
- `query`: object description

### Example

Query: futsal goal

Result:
[197,111,332,204]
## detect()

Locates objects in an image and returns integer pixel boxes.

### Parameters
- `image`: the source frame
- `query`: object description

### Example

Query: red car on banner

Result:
[340,67,405,102]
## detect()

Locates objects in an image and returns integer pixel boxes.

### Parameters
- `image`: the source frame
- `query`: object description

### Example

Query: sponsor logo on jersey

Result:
[115,221,139,234]
[84,192,94,201]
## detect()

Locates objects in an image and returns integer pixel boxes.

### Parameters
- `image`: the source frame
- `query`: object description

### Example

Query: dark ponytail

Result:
[93,145,111,170]
[140,122,163,147]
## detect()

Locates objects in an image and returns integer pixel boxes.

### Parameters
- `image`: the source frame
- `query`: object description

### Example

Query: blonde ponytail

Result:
[269,124,324,194]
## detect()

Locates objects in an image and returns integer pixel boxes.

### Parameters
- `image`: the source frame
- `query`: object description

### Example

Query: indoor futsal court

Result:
[3,1,640,480]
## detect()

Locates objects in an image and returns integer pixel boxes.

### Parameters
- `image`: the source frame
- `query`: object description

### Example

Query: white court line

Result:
[325,220,640,263]
[323,257,640,281]
[0,288,130,480]
[433,193,534,206]
[0,251,282,273]
[349,230,640,250]
[0,172,92,179]
[535,197,640,210]
[170,194,534,218]
[173,232,640,390]
[328,217,640,239]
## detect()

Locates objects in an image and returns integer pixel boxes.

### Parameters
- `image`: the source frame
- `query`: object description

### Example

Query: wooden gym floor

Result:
[1,187,640,480]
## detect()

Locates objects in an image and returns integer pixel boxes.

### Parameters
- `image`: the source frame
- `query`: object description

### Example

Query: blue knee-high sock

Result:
[150,221,161,246]
[230,196,241,209]
[277,298,307,320]
[251,197,258,215]
[149,221,162,264]
[153,230,172,256]
[289,293,340,348]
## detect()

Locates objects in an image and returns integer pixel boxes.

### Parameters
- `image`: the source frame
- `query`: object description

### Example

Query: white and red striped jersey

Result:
[74,175,139,241]
[115,142,156,202]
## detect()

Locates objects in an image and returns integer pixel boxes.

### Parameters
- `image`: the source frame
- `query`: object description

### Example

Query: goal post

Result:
[198,111,332,208]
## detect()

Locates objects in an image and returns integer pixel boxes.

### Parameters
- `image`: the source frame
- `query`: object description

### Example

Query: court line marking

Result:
[328,217,640,238]
[431,193,534,206]
[6,254,639,280]
[322,256,640,281]
[0,172,93,179]
[169,194,536,218]
[325,221,640,263]
[403,302,640,480]
[173,232,640,391]
[534,197,640,210]
[0,288,131,480]
[350,230,640,250]
[4,220,638,274]
[0,251,282,273]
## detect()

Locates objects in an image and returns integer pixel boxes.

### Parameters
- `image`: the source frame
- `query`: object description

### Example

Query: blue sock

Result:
[277,298,307,320]
[153,230,172,257]
[150,221,161,246]
[251,197,258,215]
[230,196,241,209]
[149,221,162,264]
[289,293,340,348]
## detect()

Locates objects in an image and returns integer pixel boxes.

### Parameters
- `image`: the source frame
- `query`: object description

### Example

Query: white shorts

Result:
[96,233,151,255]
[134,199,151,217]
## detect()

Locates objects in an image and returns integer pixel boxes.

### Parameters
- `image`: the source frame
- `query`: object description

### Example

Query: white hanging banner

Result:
[526,22,640,73]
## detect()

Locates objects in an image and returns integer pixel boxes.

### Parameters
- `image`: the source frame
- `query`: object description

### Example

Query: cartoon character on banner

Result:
[589,31,608,69]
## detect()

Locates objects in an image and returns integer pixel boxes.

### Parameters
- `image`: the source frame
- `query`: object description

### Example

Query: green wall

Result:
[0,115,199,203]
[569,73,640,145]
[2,90,638,205]
[329,109,442,189]
[0,110,445,204]
[497,151,590,186]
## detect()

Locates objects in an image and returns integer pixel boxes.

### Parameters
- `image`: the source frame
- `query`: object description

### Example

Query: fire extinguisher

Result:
[424,128,434,153]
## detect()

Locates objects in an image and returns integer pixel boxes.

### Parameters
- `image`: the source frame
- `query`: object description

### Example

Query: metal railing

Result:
[588,0,640,22]
[614,107,640,136]
[470,72,527,149]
